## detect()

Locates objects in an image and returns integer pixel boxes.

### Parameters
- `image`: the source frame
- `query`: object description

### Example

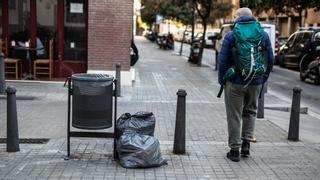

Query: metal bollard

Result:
[257,83,267,119]
[173,89,187,154]
[6,86,20,152]
[257,92,264,118]
[0,53,5,94]
[215,51,219,71]
[115,63,121,97]
[288,86,302,141]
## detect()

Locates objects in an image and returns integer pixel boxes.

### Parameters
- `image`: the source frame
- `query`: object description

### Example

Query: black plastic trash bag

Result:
[117,132,167,168]
[116,112,155,138]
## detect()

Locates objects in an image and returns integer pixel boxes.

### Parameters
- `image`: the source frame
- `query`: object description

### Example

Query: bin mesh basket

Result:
[71,73,114,130]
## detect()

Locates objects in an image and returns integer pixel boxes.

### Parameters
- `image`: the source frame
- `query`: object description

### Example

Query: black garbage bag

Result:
[117,132,167,168]
[130,40,139,66]
[130,54,139,66]
[116,112,155,138]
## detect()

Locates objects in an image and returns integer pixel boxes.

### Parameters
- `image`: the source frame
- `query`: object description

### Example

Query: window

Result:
[36,0,58,59]
[8,0,30,59]
[286,33,296,47]
[314,32,320,42]
[299,32,312,45]
[64,0,87,61]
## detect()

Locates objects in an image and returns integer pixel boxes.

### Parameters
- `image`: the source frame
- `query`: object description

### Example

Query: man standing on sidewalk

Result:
[218,8,274,162]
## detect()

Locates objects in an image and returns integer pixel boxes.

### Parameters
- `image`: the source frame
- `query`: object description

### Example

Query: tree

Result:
[287,0,317,27]
[242,0,319,27]
[140,0,232,66]
[141,0,194,27]
[140,0,159,27]
[194,0,232,66]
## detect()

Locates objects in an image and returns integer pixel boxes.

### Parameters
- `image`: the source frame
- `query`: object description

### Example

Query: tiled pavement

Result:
[0,36,320,179]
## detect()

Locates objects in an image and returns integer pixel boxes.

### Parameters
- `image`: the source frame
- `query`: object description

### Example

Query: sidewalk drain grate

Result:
[0,138,49,144]
[0,95,38,100]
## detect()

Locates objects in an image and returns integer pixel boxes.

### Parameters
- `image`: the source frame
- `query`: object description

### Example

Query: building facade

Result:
[1,0,133,84]
[230,0,320,37]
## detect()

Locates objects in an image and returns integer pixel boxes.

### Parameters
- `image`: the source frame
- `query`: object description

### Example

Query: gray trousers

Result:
[224,82,262,150]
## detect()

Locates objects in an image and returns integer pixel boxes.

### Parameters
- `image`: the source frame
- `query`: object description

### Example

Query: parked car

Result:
[278,27,320,68]
[174,30,191,42]
[184,31,193,44]
[274,37,287,64]
[204,29,220,48]
[145,29,156,41]
[299,33,320,84]
[214,23,233,54]
[173,30,184,42]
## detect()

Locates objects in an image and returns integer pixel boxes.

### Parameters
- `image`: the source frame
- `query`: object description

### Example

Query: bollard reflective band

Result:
[293,86,302,93]
[177,89,187,96]
[6,86,17,94]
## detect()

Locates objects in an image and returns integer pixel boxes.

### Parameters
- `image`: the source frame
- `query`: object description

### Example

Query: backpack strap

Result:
[217,85,224,98]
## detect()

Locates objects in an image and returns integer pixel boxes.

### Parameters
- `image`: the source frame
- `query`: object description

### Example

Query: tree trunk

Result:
[197,21,207,66]
[239,0,244,8]
[189,1,196,61]
[299,9,302,27]
[179,26,187,56]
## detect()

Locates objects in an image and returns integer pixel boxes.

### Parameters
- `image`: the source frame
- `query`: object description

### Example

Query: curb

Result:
[265,106,308,114]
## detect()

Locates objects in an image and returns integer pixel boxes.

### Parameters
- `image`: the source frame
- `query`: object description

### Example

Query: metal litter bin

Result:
[71,73,114,129]
[66,73,118,160]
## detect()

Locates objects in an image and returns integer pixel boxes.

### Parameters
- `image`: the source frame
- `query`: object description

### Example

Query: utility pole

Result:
[239,0,244,8]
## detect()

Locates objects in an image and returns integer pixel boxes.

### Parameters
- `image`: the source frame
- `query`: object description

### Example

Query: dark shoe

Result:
[227,150,240,162]
[241,141,250,157]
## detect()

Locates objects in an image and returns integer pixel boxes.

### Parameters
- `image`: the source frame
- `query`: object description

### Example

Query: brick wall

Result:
[88,0,132,71]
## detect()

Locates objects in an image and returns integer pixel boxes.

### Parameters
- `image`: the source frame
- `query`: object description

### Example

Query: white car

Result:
[204,29,220,47]
[174,30,192,42]
[214,23,275,61]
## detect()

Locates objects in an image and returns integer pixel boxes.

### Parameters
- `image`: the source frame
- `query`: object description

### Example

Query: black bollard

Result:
[173,89,187,154]
[215,51,219,71]
[115,63,121,97]
[0,53,5,94]
[257,83,267,119]
[6,86,20,152]
[257,92,264,118]
[288,86,302,141]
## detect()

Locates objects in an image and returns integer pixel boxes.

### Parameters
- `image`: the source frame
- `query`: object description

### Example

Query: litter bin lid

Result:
[72,73,114,82]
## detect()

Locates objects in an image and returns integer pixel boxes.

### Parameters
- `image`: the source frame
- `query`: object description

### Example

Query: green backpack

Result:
[232,21,268,81]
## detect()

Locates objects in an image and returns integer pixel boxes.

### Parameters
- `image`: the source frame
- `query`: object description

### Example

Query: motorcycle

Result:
[299,45,320,85]
[156,34,174,50]
[188,38,201,64]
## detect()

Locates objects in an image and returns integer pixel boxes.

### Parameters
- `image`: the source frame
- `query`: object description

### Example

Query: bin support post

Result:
[173,89,187,154]
[6,86,20,152]
[116,63,121,97]
[0,53,5,94]
[65,77,72,160]
[113,79,118,160]
[288,86,302,141]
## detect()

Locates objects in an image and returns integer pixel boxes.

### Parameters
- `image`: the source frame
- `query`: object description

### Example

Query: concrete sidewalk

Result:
[0,36,320,179]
